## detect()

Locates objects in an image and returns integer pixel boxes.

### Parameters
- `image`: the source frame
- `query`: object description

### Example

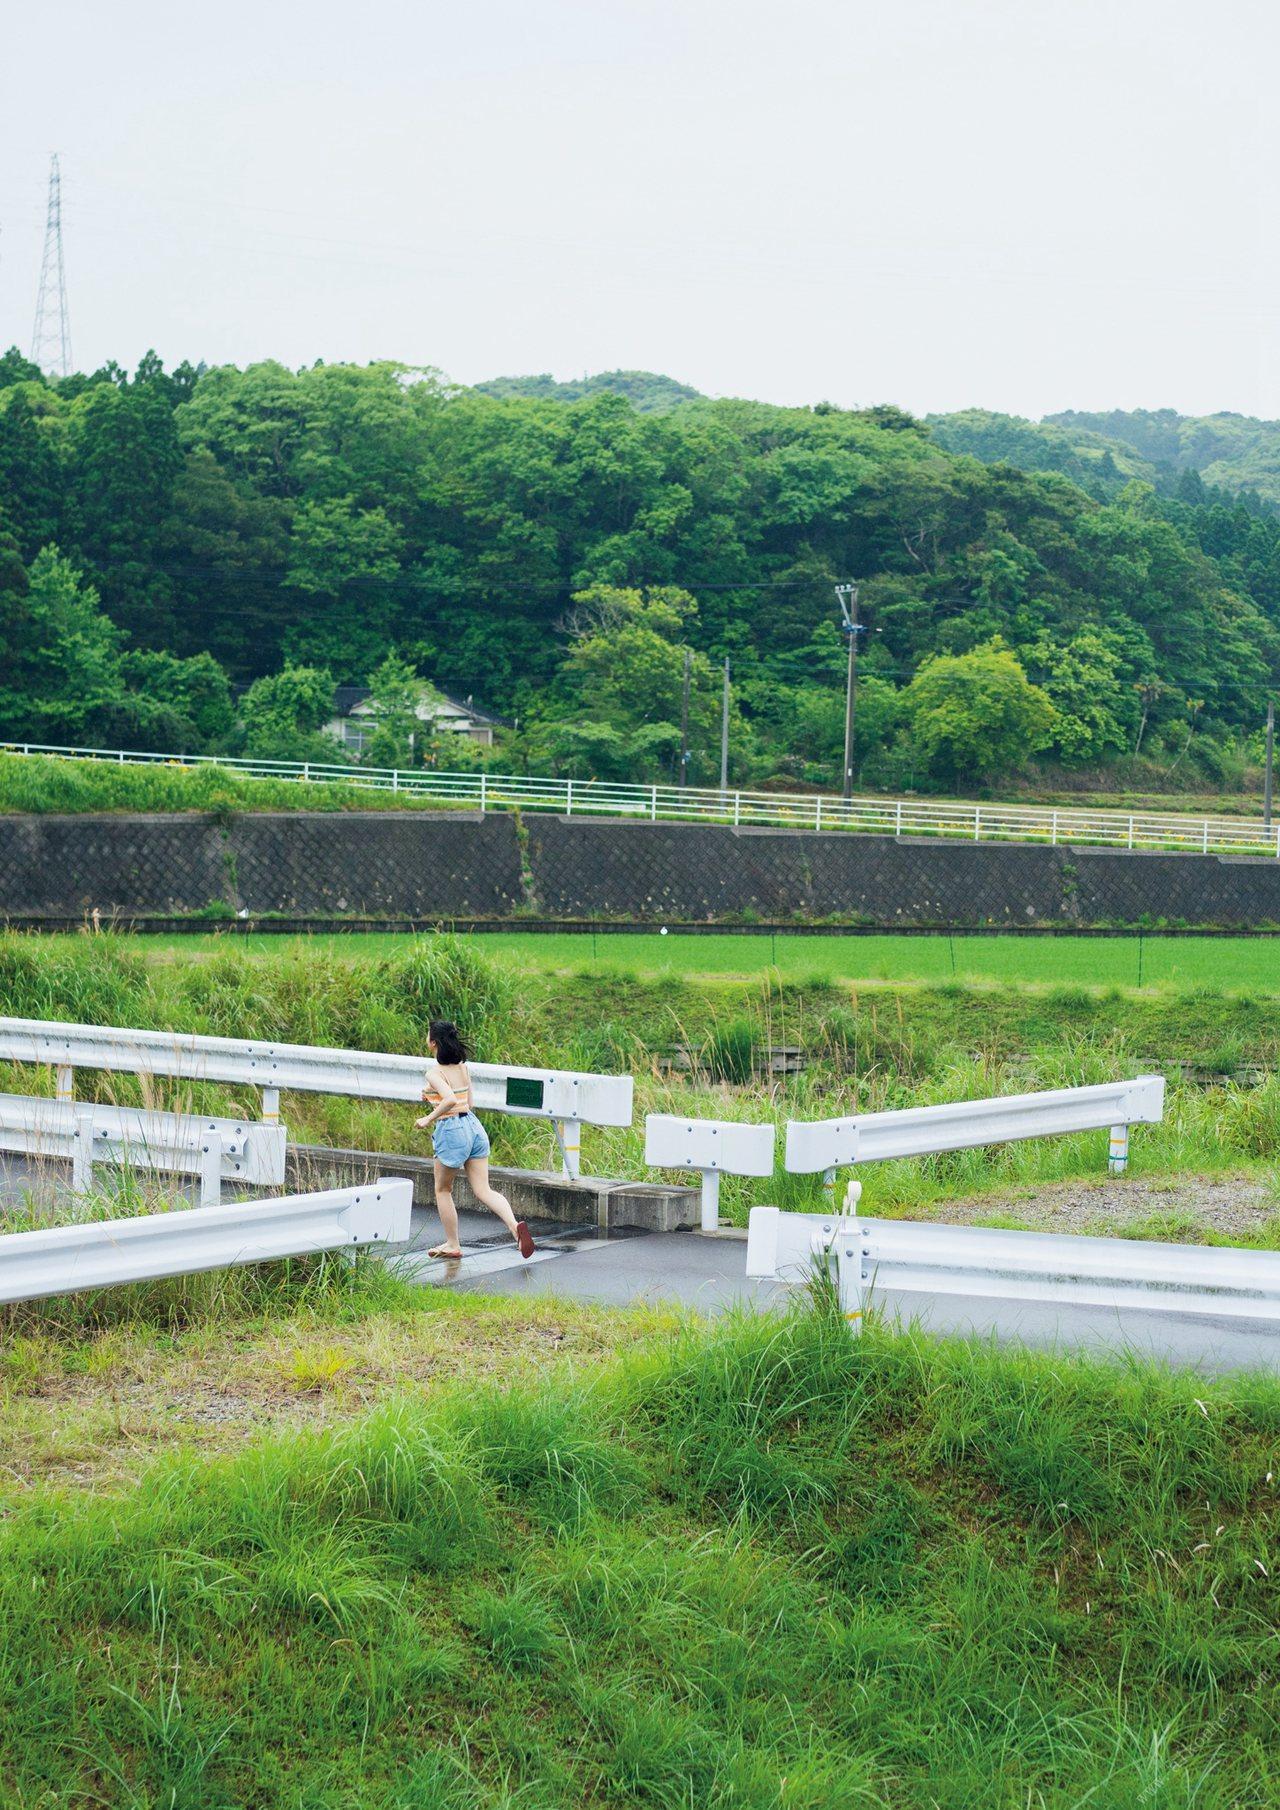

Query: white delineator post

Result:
[644,1113,776,1232]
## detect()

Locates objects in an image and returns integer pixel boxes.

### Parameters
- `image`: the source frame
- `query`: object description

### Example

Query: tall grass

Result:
[0,1306,1276,1806]
[0,751,474,817]
[3,933,1280,1228]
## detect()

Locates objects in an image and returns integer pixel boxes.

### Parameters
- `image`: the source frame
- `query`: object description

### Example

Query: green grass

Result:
[124,929,1280,993]
[0,752,475,817]
[0,1301,1277,1807]
[5,929,1280,1229]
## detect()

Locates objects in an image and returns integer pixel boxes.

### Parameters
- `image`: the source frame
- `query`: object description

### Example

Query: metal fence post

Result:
[566,779,574,817]
[555,1119,581,1180]
[815,796,822,832]
[261,1087,281,1125]
[479,773,487,814]
[1128,815,1135,850]
[895,800,902,836]
[700,1167,720,1232]
[651,786,658,821]
[734,792,741,827]
[55,1064,75,1103]
[72,1107,95,1197]
[1108,1124,1129,1175]
[974,807,981,841]
[1202,821,1209,854]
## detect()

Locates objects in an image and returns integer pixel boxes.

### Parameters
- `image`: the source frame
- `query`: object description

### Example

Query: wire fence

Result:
[4,738,1279,858]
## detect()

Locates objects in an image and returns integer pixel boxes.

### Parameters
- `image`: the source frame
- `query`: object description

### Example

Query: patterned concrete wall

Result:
[0,811,524,918]
[524,816,1280,927]
[2,809,1280,925]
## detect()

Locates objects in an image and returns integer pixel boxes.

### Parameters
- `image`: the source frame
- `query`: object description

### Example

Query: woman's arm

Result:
[415,1062,457,1130]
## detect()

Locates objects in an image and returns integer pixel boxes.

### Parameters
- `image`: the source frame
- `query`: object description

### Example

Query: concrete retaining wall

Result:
[2,808,1279,927]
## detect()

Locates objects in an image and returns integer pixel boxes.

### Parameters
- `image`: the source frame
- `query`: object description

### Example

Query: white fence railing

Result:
[0,1017,634,1180]
[0,1096,286,1206]
[644,1113,776,1232]
[0,1180,412,1305]
[746,1207,1280,1327]
[3,739,1278,859]
[785,1078,1166,1193]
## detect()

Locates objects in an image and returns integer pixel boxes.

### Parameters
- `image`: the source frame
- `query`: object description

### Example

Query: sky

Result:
[0,0,1274,418]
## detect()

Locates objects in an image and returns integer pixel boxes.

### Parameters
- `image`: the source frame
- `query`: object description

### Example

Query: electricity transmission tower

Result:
[31,154,72,378]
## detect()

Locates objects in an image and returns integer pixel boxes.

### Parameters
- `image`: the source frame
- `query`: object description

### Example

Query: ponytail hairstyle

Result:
[429,1019,469,1065]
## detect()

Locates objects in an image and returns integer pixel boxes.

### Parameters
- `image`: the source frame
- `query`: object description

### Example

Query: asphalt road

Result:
[392,1204,1280,1377]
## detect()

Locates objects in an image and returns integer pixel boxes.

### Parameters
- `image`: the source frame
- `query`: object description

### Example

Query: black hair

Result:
[429,1019,468,1065]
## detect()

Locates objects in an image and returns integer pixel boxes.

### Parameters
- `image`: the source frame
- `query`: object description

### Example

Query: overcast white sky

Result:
[0,0,1273,417]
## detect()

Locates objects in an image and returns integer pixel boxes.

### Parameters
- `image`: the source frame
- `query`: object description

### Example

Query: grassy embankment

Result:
[1,749,1275,835]
[0,930,1279,1237]
[0,1296,1277,1808]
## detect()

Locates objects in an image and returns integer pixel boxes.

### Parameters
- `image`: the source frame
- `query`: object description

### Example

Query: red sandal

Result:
[515,1221,535,1260]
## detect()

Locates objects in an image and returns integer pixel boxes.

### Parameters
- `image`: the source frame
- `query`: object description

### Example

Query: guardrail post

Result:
[651,786,658,821]
[1051,810,1058,845]
[55,1064,74,1103]
[822,1165,836,1206]
[303,763,310,782]
[895,800,902,836]
[1128,815,1135,850]
[734,792,741,827]
[198,1134,223,1207]
[566,779,574,817]
[261,1087,280,1125]
[700,1167,720,1232]
[835,1228,865,1334]
[71,1106,95,1196]
[815,797,822,831]
[1202,821,1209,854]
[1108,1123,1129,1175]
[974,807,981,841]
[479,773,487,814]
[554,1119,581,1180]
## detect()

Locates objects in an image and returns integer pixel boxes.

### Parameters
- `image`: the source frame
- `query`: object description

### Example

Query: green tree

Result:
[1025,630,1133,765]
[0,547,129,743]
[360,652,422,768]
[900,642,1056,783]
[239,663,341,763]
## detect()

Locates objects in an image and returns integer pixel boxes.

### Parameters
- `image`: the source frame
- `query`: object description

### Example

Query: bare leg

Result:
[430,1160,464,1256]
[463,1156,520,1236]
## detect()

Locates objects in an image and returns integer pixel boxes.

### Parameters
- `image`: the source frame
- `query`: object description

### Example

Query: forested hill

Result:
[930,407,1280,512]
[2,345,1280,794]
[472,369,702,412]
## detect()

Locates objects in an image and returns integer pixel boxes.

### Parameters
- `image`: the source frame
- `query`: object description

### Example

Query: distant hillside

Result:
[928,406,1280,513]
[472,369,702,413]
[926,410,1156,495]
[1047,409,1280,507]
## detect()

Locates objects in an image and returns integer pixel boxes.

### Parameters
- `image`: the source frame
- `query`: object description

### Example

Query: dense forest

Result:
[2,346,1280,794]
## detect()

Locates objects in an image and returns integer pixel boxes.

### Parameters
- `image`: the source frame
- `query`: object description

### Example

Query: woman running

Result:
[415,1019,535,1262]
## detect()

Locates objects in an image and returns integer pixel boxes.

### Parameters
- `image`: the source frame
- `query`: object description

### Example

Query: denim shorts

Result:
[432,1111,491,1168]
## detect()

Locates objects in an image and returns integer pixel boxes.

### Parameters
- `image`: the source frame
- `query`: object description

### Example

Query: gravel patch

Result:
[916,1174,1279,1240]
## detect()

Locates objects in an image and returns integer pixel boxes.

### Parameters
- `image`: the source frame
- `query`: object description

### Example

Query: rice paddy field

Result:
[130,928,1280,992]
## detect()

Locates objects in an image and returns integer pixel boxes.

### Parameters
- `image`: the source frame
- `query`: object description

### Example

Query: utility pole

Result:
[679,647,692,787]
[31,154,72,378]
[1265,698,1275,829]
[719,656,730,792]
[834,582,861,803]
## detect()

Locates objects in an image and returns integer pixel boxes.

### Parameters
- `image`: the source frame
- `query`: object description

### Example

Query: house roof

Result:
[330,683,512,729]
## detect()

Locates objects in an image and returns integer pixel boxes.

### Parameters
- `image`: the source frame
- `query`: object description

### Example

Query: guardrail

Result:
[0,1180,412,1305]
[644,1113,776,1230]
[785,1077,1166,1195]
[0,1096,286,1206]
[3,739,1277,859]
[0,1017,634,1180]
[746,1206,1280,1327]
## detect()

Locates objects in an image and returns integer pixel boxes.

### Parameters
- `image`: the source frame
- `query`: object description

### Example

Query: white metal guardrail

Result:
[0,1096,286,1206]
[644,1113,776,1231]
[746,1204,1280,1327]
[785,1077,1166,1196]
[3,739,1278,858]
[0,1017,634,1180]
[0,1180,412,1306]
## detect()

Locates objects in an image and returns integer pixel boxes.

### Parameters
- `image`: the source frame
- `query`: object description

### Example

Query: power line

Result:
[31,154,72,379]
